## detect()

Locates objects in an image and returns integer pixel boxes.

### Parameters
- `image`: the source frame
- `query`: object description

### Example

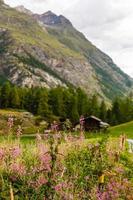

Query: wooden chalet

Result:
[75,116,109,132]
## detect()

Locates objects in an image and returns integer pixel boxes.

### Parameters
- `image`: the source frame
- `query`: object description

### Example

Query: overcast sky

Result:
[5,0,133,77]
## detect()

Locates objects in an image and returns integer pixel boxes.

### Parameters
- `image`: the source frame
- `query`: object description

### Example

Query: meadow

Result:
[0,112,133,199]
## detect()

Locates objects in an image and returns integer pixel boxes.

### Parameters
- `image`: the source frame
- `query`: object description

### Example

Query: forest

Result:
[0,82,133,125]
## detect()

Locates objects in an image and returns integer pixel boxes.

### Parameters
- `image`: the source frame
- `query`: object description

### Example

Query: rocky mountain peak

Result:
[15,5,33,15]
[34,10,72,26]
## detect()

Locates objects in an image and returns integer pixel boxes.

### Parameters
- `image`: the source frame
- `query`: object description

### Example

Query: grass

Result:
[109,121,133,139]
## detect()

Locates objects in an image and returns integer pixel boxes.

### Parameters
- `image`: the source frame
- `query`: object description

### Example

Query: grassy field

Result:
[0,109,133,142]
[0,109,133,199]
[109,121,133,138]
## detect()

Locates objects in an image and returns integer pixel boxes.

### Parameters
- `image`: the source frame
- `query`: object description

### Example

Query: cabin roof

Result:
[74,115,101,126]
[86,115,101,122]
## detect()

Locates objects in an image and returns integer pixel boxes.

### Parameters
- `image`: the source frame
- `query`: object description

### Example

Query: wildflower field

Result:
[0,115,133,200]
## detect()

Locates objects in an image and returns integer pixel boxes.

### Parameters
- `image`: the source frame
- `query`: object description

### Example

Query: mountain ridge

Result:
[0,1,132,101]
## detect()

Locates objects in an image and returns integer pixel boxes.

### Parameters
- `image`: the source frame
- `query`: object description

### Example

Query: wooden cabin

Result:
[75,116,109,132]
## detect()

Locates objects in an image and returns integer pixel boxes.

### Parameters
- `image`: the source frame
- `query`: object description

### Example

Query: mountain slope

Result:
[0,1,133,101]
[34,11,133,99]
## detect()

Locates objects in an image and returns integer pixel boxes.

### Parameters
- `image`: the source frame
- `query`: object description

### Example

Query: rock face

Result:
[33,11,72,26]
[15,5,33,16]
[0,2,133,101]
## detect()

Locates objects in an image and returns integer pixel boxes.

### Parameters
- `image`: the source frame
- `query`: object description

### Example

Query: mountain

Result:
[0,1,133,101]
[33,11,72,26]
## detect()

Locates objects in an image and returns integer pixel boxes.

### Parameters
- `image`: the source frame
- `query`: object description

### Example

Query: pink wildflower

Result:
[10,162,26,176]
[54,182,67,192]
[37,176,48,187]
[39,153,51,172]
[7,115,14,128]
[16,125,22,137]
[114,166,124,174]
[10,146,21,159]
[0,148,5,161]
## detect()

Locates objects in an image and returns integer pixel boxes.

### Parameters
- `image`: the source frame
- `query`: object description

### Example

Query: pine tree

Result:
[90,94,99,116]
[37,90,50,118]
[111,98,122,125]
[69,95,79,123]
[48,87,65,118]
[10,86,20,108]
[76,88,89,116]
[99,100,107,121]
[0,82,11,108]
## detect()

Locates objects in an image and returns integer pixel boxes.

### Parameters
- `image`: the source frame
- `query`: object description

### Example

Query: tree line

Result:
[0,82,133,125]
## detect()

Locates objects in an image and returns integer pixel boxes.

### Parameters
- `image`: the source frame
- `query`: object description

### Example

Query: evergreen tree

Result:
[69,95,79,123]
[0,82,11,108]
[10,86,20,108]
[62,88,72,119]
[90,94,99,116]
[31,88,42,114]
[48,87,65,118]
[111,98,122,125]
[99,100,107,121]
[24,88,35,113]
[106,109,112,124]
[37,89,50,118]
[18,87,28,109]
[76,87,89,116]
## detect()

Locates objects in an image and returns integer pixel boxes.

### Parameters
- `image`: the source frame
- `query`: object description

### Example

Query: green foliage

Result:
[64,137,110,195]
[108,97,133,125]
[10,86,20,108]
[89,94,100,116]
[0,81,133,126]
[0,82,11,108]
[38,89,51,118]
[76,87,89,116]
[99,100,107,121]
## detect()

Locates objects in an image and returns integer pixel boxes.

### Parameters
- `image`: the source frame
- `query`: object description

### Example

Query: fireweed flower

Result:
[35,143,51,172]
[0,148,5,161]
[7,115,14,129]
[114,166,124,174]
[10,162,26,176]
[37,176,48,187]
[37,143,48,155]
[54,182,67,192]
[39,153,51,172]
[9,146,21,159]
[16,125,22,138]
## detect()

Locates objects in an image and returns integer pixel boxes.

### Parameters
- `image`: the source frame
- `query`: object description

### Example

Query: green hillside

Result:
[0,109,46,135]
[109,121,133,138]
[0,4,81,58]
